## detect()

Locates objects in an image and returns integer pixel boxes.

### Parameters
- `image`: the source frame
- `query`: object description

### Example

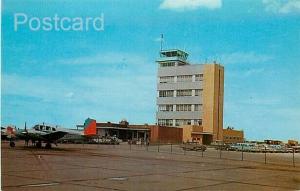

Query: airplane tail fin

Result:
[6,126,16,138]
[83,118,97,136]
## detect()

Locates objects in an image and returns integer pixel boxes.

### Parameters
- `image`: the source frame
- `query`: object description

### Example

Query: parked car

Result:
[181,142,206,151]
[94,135,121,145]
[230,143,258,152]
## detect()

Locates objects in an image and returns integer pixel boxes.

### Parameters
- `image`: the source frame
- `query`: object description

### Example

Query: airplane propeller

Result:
[22,122,28,134]
[22,122,30,146]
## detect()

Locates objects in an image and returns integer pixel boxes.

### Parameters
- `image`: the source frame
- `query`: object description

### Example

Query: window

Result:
[194,104,202,111]
[194,89,203,96]
[46,126,50,131]
[195,74,203,81]
[163,51,177,57]
[176,89,192,97]
[175,119,191,126]
[160,62,175,67]
[159,90,174,97]
[52,128,56,131]
[158,105,173,112]
[176,104,192,111]
[177,61,186,66]
[194,119,202,125]
[160,76,174,83]
[158,119,173,126]
[177,75,192,82]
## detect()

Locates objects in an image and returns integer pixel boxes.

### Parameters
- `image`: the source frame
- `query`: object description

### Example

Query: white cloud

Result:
[220,52,273,65]
[159,0,222,11]
[2,74,74,102]
[280,0,300,13]
[262,0,300,14]
[2,67,156,111]
[2,71,157,126]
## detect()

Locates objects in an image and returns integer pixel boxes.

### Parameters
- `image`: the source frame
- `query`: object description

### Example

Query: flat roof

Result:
[96,126,150,131]
[160,49,189,55]
[192,132,213,135]
[158,49,189,63]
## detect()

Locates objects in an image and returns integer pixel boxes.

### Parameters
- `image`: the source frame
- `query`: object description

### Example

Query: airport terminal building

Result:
[156,49,224,142]
[79,49,225,144]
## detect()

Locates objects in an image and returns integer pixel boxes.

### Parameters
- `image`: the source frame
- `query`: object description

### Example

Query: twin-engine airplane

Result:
[7,118,97,149]
[8,123,84,149]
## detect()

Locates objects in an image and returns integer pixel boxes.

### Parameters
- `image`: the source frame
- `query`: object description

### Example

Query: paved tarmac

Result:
[2,142,300,191]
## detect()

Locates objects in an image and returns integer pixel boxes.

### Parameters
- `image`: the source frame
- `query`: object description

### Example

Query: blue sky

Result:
[2,0,300,141]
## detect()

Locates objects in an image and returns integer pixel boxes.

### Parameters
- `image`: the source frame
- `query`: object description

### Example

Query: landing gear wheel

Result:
[45,143,52,149]
[10,142,15,147]
[36,142,42,148]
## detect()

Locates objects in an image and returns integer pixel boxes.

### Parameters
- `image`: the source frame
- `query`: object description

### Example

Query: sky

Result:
[1,0,300,141]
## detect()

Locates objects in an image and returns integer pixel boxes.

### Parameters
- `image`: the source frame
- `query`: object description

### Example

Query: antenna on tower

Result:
[160,34,164,51]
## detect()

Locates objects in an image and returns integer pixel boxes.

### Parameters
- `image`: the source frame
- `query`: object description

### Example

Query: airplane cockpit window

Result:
[52,128,56,131]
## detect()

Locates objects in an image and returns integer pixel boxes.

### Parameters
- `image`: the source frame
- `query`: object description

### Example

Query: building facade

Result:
[156,49,224,141]
[80,118,183,144]
[223,128,244,144]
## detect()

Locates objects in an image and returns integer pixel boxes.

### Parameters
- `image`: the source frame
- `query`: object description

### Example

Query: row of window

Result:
[224,136,242,140]
[158,89,203,97]
[158,104,174,112]
[160,76,174,83]
[195,89,202,96]
[160,62,175,67]
[159,74,203,83]
[158,104,203,112]
[159,61,187,67]
[195,74,204,81]
[158,119,203,126]
[177,89,192,96]
[194,104,202,111]
[158,119,173,126]
[177,75,192,82]
[176,104,192,111]
[159,90,174,97]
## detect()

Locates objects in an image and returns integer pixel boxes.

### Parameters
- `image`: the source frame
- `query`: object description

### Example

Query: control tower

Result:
[156,49,224,142]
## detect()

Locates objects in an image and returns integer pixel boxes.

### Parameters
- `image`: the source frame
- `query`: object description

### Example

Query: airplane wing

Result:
[40,131,68,142]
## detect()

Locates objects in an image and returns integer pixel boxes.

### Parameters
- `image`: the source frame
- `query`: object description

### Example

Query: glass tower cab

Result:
[156,49,189,67]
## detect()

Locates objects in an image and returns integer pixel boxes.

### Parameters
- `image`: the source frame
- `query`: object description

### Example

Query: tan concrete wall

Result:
[218,65,224,141]
[202,64,224,142]
[181,125,193,143]
[181,125,204,143]
[223,129,244,144]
